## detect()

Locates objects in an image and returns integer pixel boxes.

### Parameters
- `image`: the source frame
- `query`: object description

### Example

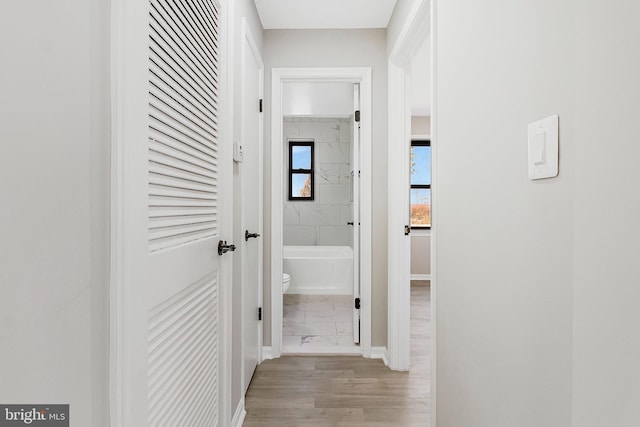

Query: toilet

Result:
[282,273,290,294]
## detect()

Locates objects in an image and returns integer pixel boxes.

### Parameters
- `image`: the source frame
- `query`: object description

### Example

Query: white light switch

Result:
[233,142,244,163]
[528,114,558,180]
[531,131,546,165]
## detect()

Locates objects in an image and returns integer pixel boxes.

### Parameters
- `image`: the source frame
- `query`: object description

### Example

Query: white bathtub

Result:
[283,246,353,295]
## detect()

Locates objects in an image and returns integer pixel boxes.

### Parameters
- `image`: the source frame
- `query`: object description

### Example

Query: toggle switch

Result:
[530,131,546,166]
[528,114,558,180]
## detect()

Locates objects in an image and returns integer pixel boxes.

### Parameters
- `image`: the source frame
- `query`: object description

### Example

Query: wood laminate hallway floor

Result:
[243,281,431,426]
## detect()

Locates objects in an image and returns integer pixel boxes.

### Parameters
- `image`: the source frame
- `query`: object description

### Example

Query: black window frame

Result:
[411,139,431,229]
[288,140,315,201]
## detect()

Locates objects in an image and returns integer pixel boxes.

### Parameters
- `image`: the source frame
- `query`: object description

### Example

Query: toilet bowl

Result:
[282,273,290,294]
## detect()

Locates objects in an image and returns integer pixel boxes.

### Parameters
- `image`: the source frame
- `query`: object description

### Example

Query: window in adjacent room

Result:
[411,140,431,227]
[288,140,314,200]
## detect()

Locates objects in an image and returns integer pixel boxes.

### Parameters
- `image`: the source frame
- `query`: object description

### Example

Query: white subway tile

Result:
[299,205,340,226]
[284,120,300,139]
[318,142,349,164]
[317,226,351,246]
[318,184,350,204]
[316,163,340,184]
[284,204,301,225]
[339,205,352,225]
[340,121,350,143]
[339,164,352,184]
[300,120,340,142]
[284,225,317,246]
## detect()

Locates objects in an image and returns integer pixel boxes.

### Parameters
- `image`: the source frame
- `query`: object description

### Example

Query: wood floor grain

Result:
[243,282,430,426]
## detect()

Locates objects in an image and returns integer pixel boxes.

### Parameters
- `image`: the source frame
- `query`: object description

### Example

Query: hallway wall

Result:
[0,0,110,425]
[434,0,640,426]
[434,0,576,425]
[262,29,389,347]
[571,1,640,424]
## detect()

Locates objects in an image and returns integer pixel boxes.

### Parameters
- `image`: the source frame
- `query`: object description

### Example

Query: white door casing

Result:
[386,0,431,373]
[110,0,233,425]
[270,68,373,358]
[352,83,361,344]
[240,18,264,394]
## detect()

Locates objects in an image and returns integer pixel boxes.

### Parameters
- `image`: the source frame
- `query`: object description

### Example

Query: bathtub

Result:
[283,246,353,295]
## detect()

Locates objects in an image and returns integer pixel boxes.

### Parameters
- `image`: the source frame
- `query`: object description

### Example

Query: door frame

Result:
[386,0,435,412]
[270,67,373,358]
[239,17,264,391]
[109,0,234,424]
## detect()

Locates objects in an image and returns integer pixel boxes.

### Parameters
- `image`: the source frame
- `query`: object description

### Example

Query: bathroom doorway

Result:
[269,68,373,359]
[281,81,359,352]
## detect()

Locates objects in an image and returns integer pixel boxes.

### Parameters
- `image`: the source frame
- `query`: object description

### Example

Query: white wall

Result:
[0,0,110,425]
[411,231,431,276]
[571,1,640,425]
[263,29,388,347]
[411,34,431,116]
[411,116,431,136]
[435,0,640,426]
[283,82,354,116]
[435,0,575,425]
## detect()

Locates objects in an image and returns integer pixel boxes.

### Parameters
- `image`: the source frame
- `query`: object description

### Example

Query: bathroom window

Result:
[411,140,431,227]
[288,140,315,201]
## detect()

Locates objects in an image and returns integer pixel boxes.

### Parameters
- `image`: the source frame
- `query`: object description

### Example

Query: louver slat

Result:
[147,274,219,427]
[148,0,220,254]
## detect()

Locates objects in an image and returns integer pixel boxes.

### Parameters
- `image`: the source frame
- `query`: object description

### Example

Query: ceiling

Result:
[254,0,399,30]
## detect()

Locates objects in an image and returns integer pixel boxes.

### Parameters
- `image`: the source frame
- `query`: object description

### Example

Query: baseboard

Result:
[231,399,246,427]
[262,346,272,361]
[282,345,362,355]
[369,346,389,366]
[285,287,351,295]
[411,274,431,281]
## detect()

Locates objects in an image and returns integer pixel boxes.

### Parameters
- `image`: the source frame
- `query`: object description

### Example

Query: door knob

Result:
[218,240,236,255]
[245,230,260,241]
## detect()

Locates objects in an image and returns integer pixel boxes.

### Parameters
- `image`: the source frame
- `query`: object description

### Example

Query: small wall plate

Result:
[528,114,558,180]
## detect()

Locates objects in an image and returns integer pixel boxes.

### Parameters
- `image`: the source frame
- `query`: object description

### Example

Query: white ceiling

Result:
[254,0,398,30]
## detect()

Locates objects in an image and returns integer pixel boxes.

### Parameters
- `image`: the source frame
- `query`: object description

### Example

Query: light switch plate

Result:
[233,142,244,163]
[528,114,558,180]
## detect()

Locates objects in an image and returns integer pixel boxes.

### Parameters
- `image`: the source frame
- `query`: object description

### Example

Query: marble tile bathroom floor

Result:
[283,294,357,351]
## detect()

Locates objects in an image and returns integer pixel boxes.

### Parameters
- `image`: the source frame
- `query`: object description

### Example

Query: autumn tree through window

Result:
[288,140,314,201]
[411,140,431,227]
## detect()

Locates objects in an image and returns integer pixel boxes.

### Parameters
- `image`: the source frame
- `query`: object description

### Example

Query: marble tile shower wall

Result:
[284,117,353,246]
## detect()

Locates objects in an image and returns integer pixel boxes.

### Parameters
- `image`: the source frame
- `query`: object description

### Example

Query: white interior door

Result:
[240,21,263,394]
[352,84,361,343]
[114,0,230,425]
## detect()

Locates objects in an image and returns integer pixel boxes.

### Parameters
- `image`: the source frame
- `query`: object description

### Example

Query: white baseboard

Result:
[369,346,388,366]
[411,274,431,281]
[282,345,362,355]
[285,287,351,295]
[231,399,246,427]
[262,346,272,361]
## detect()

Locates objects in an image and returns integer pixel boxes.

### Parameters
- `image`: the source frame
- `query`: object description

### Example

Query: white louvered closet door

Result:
[115,0,229,426]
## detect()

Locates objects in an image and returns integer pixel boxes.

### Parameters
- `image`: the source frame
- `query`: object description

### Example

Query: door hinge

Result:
[354,110,360,122]
[404,225,411,235]
[258,307,262,321]
[259,98,263,113]
[355,298,361,310]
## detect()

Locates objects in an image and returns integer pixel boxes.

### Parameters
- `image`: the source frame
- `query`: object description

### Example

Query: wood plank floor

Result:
[243,282,431,426]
